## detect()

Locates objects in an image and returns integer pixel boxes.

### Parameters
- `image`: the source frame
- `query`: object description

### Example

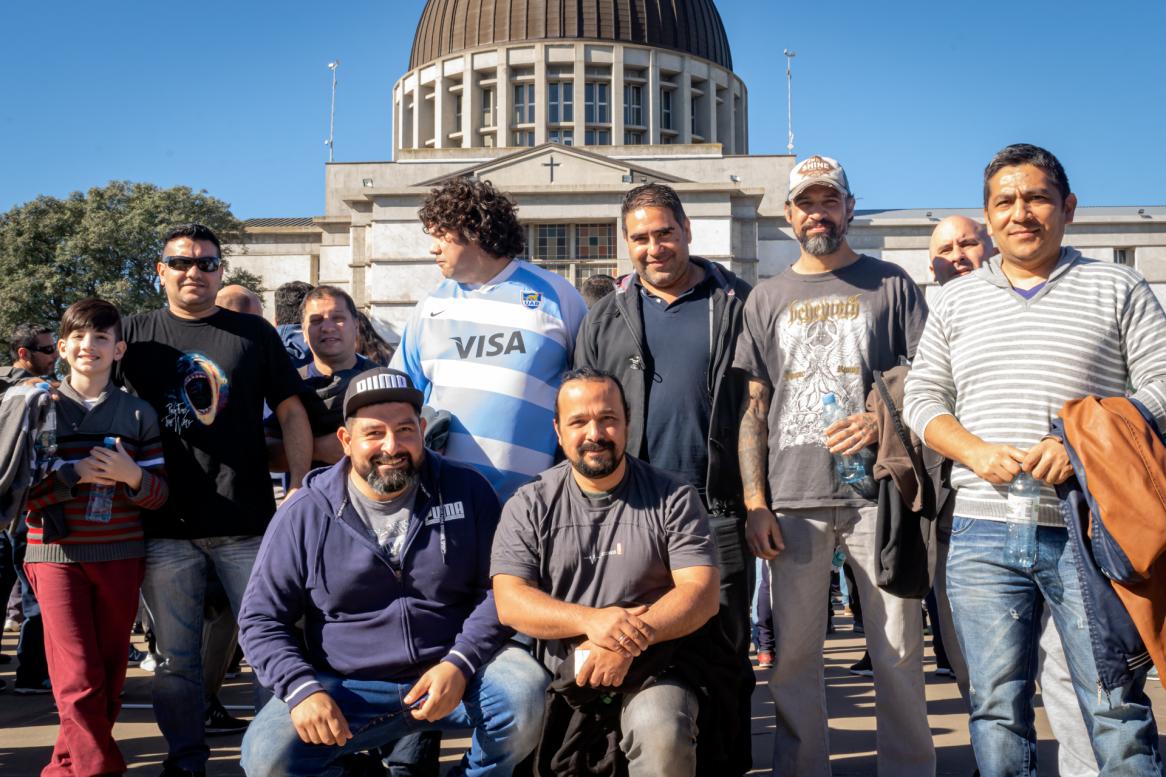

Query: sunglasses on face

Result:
[29,345,56,355]
[163,255,222,273]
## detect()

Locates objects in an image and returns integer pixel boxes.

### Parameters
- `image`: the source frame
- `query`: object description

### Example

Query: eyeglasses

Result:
[163,255,222,273]
[29,345,56,355]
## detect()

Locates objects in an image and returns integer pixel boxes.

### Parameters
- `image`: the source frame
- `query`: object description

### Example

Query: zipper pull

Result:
[629,356,643,370]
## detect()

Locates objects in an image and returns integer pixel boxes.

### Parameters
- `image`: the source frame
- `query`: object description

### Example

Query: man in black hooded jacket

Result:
[573,183,753,774]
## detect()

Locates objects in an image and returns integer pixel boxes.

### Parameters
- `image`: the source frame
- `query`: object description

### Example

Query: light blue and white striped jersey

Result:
[392,260,587,500]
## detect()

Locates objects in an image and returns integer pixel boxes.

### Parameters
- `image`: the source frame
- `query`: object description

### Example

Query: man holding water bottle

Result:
[735,155,931,776]
[904,144,1166,775]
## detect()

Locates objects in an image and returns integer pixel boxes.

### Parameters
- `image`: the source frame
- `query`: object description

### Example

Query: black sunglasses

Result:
[29,345,56,355]
[163,255,222,273]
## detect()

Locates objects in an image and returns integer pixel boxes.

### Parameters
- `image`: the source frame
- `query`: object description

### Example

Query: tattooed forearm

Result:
[739,378,772,510]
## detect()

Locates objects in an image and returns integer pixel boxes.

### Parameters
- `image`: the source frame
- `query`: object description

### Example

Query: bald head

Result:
[928,216,995,285]
[216,284,264,316]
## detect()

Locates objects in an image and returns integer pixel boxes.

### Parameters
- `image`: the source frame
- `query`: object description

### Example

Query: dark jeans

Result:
[12,520,48,685]
[924,588,950,670]
[755,561,774,653]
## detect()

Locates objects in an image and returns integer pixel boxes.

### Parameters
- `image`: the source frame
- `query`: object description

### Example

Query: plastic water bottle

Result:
[84,437,119,523]
[1005,472,1040,568]
[34,382,57,476]
[822,393,868,485]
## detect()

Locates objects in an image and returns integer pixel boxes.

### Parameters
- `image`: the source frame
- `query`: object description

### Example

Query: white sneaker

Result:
[139,653,159,673]
[3,618,21,632]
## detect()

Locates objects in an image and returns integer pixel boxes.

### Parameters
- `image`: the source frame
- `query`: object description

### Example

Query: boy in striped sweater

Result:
[24,298,168,777]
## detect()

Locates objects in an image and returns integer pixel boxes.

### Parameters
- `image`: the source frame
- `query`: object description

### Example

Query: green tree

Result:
[0,181,244,347]
[223,266,265,297]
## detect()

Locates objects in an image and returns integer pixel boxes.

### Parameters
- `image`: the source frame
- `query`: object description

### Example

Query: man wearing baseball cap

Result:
[237,367,548,776]
[735,156,933,775]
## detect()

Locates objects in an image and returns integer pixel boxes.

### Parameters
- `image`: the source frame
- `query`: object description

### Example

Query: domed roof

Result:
[410,0,733,71]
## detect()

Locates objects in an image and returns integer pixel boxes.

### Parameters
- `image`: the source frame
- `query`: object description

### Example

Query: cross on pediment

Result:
[542,155,560,183]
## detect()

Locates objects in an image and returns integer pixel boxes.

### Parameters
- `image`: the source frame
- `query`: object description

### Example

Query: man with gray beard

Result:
[735,156,933,776]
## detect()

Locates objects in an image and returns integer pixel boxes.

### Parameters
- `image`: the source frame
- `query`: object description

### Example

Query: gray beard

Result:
[800,230,844,256]
[365,458,418,495]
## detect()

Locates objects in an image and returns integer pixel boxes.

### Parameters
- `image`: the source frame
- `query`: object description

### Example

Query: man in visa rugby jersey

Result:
[392,178,587,500]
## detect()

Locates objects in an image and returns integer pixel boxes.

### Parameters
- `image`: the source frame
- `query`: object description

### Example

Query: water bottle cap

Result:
[103,436,118,448]
[822,393,837,405]
[36,382,51,391]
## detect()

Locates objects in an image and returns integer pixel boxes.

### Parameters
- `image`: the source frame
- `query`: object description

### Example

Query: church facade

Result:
[230,0,1166,333]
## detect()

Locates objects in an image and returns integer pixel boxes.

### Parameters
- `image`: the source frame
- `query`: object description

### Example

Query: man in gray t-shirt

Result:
[734,155,932,777]
[491,368,719,777]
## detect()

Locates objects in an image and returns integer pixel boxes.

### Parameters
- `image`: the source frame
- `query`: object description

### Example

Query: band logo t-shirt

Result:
[732,255,926,509]
[119,308,305,538]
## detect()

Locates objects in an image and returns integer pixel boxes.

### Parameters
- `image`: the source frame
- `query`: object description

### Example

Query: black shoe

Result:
[128,644,147,665]
[13,678,52,695]
[848,654,874,677]
[0,678,7,692]
[159,764,206,777]
[205,697,249,736]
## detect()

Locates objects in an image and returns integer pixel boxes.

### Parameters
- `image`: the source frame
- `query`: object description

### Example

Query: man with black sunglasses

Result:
[116,223,312,777]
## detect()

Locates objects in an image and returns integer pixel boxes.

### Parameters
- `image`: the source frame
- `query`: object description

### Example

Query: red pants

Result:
[26,558,145,777]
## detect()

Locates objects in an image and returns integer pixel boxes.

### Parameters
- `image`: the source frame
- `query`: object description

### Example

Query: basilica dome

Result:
[410,0,733,70]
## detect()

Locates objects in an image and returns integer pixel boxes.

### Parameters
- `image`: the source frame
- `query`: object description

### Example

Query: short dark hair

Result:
[60,298,122,342]
[580,274,616,307]
[11,323,53,360]
[983,144,1071,207]
[418,178,526,260]
[620,183,687,235]
[162,223,222,255]
[301,285,358,321]
[554,366,630,423]
[275,281,313,325]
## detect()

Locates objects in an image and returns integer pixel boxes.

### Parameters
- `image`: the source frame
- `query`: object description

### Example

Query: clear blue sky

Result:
[2,0,1163,219]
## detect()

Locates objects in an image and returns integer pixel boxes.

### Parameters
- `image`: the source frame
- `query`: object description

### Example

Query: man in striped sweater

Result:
[904,144,1166,775]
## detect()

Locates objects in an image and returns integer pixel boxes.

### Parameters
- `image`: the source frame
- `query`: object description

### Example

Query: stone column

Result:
[573,45,586,144]
[463,54,475,148]
[612,45,625,146]
[497,59,511,147]
[534,45,548,145]
[648,49,660,144]
[679,59,693,144]
[433,70,445,149]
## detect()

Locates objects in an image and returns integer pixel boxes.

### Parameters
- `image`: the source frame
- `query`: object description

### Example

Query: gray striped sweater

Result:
[903,247,1166,526]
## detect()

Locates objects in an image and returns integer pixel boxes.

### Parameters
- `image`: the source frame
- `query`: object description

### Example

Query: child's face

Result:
[58,326,126,378]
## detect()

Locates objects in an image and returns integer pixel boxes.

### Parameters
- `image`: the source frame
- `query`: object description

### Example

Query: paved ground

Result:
[2,617,1164,776]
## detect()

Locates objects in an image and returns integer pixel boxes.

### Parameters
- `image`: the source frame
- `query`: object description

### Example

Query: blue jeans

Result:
[141,536,263,770]
[240,646,548,777]
[946,517,1161,777]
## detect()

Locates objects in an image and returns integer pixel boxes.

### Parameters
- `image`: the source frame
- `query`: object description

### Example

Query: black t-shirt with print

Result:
[119,308,305,538]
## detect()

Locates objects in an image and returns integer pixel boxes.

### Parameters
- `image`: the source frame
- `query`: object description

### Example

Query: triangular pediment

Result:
[417,144,688,189]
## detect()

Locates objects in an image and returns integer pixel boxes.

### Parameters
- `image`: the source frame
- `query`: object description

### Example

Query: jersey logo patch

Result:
[450,332,527,359]
[521,291,543,310]
[425,501,466,525]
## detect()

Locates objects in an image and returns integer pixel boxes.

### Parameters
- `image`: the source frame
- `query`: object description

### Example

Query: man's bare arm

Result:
[739,377,771,511]
[637,565,720,644]
[274,394,312,490]
[739,378,785,558]
[493,574,654,657]
[922,414,1024,485]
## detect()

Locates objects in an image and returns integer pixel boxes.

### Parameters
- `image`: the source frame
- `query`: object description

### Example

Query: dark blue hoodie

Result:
[238,451,509,709]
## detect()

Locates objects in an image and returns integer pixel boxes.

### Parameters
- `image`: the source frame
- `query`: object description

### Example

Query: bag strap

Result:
[873,370,926,482]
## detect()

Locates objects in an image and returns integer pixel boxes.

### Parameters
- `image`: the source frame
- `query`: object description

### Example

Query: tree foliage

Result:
[223,266,265,296]
[0,181,244,348]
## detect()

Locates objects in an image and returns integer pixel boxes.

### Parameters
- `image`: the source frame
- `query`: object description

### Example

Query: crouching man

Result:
[238,368,547,777]
[492,368,721,776]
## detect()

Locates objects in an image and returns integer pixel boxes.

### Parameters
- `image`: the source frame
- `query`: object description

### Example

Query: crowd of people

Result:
[1,142,1165,777]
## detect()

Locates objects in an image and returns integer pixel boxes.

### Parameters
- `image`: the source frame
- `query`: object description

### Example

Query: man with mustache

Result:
[491,368,722,775]
[735,156,933,776]
[905,144,1166,775]
[117,223,312,777]
[238,367,546,776]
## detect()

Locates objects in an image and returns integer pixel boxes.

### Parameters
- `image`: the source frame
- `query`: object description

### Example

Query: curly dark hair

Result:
[418,178,526,260]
